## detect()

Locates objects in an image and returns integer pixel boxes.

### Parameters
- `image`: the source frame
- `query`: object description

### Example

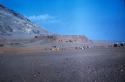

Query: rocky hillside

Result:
[0,4,48,39]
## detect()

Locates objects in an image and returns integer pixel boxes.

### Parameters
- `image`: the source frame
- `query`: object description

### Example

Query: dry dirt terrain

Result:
[0,47,125,82]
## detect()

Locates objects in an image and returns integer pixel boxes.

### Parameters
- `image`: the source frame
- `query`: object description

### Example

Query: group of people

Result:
[113,42,125,47]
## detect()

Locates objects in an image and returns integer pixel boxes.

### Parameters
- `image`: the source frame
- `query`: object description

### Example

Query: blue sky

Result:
[0,0,125,41]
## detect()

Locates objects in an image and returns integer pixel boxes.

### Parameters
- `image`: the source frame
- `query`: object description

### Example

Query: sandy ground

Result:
[0,47,46,54]
[0,47,125,82]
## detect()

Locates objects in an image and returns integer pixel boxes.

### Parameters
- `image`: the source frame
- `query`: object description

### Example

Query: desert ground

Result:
[0,47,125,82]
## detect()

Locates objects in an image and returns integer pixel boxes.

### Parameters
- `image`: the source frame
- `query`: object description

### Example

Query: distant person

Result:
[113,43,117,47]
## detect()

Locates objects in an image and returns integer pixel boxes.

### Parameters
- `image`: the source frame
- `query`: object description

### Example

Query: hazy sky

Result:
[0,0,125,41]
